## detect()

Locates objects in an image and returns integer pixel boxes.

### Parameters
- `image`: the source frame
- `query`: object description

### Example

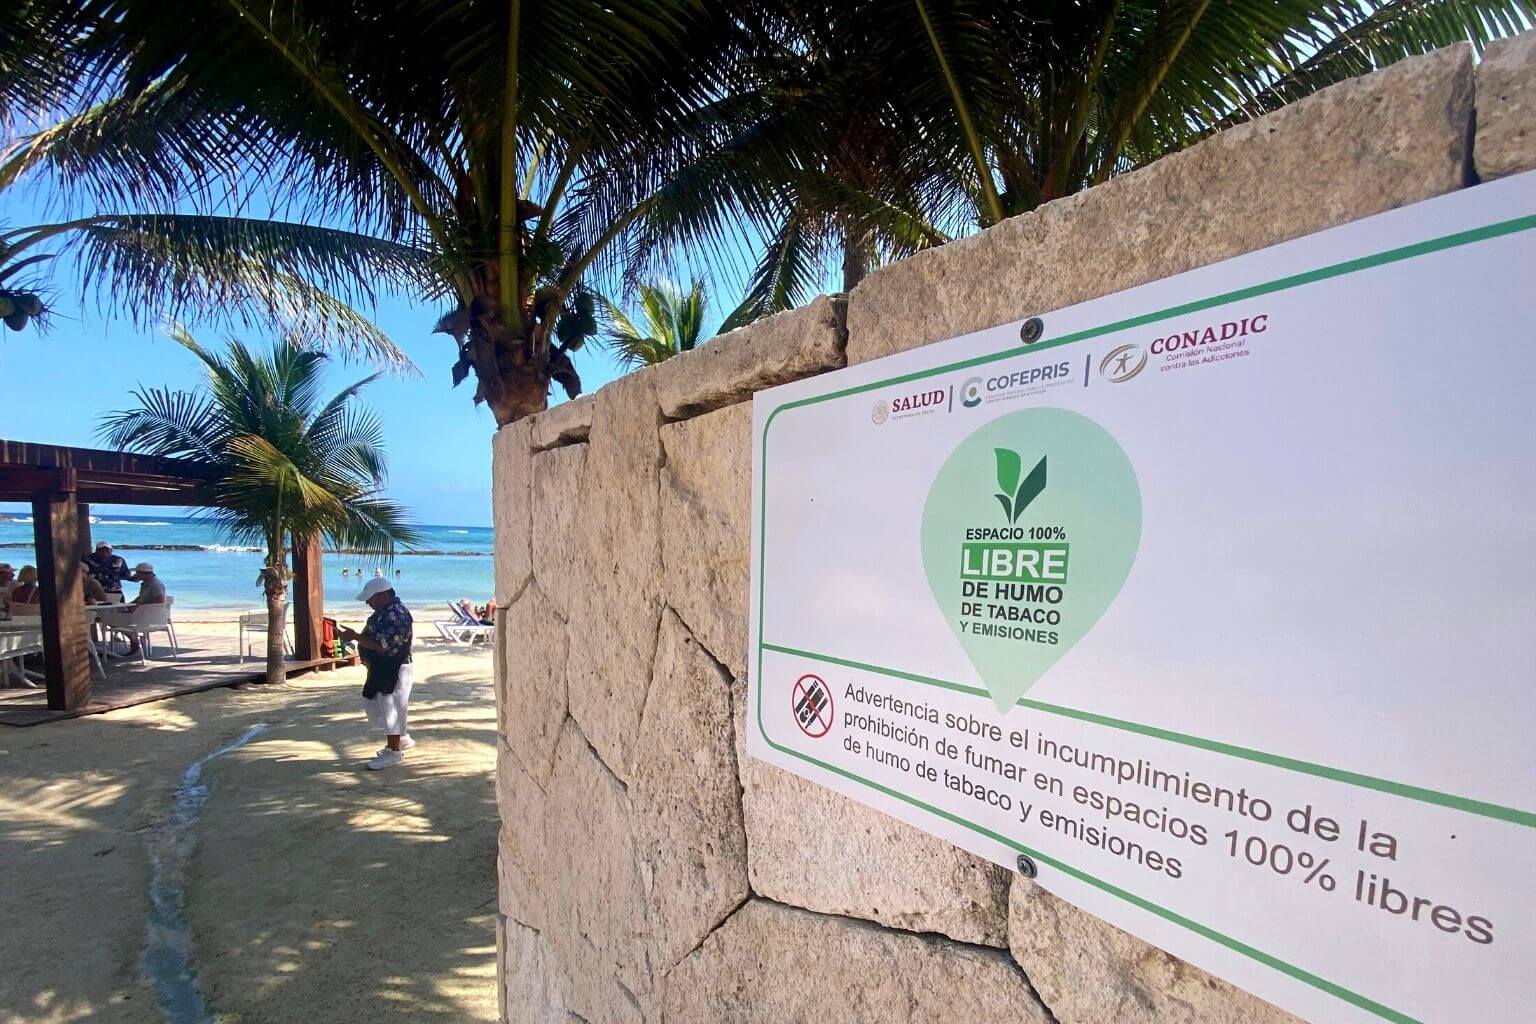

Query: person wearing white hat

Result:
[82,541,134,596]
[337,577,415,770]
[130,563,166,605]
[121,562,167,655]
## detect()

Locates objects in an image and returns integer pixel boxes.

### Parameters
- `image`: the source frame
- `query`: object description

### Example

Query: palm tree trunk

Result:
[468,304,557,426]
[262,540,288,686]
[265,585,288,686]
[841,225,873,292]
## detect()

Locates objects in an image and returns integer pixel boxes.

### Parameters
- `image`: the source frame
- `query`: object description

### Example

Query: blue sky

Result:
[0,290,638,526]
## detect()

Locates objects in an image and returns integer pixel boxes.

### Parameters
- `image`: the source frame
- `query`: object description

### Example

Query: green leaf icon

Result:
[994,449,1046,523]
[922,408,1142,711]
[1011,456,1046,523]
[995,448,1021,495]
[994,448,1021,521]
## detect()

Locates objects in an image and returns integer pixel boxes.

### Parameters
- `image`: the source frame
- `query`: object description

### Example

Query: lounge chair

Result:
[434,604,492,645]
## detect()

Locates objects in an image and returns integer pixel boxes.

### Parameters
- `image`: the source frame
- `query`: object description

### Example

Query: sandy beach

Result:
[0,621,498,1024]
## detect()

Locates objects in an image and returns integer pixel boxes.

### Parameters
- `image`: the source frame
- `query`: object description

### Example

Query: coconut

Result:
[4,310,29,332]
[16,294,42,316]
[0,296,13,318]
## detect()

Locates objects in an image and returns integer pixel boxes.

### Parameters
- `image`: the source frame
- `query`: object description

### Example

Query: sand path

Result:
[0,633,498,1024]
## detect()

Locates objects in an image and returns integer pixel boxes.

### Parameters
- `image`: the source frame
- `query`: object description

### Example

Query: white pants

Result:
[362,663,413,736]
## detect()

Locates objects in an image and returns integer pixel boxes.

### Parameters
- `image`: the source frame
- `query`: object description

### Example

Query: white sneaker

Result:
[367,749,405,770]
[375,735,415,757]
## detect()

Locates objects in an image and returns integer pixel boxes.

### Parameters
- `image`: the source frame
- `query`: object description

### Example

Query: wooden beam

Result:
[31,494,91,711]
[78,503,92,558]
[0,466,76,495]
[291,532,326,661]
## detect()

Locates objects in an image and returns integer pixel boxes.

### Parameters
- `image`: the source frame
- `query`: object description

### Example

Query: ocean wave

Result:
[97,519,171,526]
[450,529,470,534]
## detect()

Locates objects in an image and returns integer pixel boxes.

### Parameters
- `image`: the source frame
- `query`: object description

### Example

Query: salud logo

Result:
[1099,343,1147,383]
[871,400,889,424]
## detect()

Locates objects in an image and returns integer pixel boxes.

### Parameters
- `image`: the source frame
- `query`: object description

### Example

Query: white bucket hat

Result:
[134,562,155,574]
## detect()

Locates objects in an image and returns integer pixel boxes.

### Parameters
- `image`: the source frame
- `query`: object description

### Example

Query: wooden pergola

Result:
[0,439,327,710]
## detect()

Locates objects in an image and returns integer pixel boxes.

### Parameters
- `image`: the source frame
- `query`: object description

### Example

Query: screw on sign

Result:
[792,674,834,738]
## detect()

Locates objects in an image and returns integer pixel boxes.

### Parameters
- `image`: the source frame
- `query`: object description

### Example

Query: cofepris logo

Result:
[921,408,1142,710]
[961,361,1073,409]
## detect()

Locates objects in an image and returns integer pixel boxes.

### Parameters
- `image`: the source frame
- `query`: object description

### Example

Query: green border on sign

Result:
[755,210,1536,1024]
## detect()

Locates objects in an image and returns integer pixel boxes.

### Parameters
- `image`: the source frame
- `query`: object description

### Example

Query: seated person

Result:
[82,574,111,604]
[0,563,15,601]
[120,563,166,655]
[131,563,166,604]
[9,566,40,605]
[475,599,497,625]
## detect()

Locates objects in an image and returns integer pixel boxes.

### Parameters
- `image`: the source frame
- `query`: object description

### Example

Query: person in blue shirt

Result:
[337,577,415,770]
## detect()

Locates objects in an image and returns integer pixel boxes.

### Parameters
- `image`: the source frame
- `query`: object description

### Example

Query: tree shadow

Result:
[0,656,498,1023]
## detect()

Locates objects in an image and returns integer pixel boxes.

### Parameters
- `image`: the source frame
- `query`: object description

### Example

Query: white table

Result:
[0,622,45,687]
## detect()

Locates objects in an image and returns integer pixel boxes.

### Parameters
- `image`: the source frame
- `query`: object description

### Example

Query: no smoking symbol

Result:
[792,674,833,738]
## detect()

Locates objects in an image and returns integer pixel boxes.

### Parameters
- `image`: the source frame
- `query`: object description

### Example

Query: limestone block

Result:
[529,393,595,450]
[529,443,586,621]
[496,914,506,1022]
[732,676,1010,946]
[491,420,533,605]
[662,899,1049,1023]
[1007,879,1301,1024]
[541,719,656,1023]
[655,295,848,419]
[499,585,568,784]
[495,740,548,930]
[502,915,569,1024]
[1476,30,1536,180]
[563,368,665,782]
[659,402,752,678]
[497,825,544,932]
[847,44,1474,364]
[633,609,749,968]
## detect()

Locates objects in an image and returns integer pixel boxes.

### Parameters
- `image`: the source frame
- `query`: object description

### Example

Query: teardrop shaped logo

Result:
[920,407,1142,711]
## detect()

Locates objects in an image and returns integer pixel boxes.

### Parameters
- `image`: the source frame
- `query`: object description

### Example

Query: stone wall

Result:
[492,40,1536,1024]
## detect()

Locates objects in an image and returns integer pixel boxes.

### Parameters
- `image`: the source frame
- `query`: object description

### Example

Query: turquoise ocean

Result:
[0,510,493,614]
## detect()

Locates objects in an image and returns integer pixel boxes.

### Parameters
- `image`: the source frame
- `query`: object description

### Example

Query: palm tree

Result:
[7,0,767,424]
[725,0,1536,318]
[601,280,713,369]
[99,329,416,686]
[906,0,1536,225]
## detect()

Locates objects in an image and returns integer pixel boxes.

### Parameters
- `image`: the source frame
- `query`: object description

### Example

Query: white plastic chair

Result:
[238,608,292,663]
[107,598,179,663]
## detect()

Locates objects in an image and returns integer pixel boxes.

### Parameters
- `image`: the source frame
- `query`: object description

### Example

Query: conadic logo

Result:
[1099,344,1147,383]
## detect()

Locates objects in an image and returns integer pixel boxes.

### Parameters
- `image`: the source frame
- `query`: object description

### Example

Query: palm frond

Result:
[48,214,430,369]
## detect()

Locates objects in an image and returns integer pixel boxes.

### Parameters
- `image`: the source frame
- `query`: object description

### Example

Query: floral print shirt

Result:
[364,596,413,662]
[82,551,133,593]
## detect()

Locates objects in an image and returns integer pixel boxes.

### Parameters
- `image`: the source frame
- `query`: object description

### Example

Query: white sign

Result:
[748,172,1536,1024]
